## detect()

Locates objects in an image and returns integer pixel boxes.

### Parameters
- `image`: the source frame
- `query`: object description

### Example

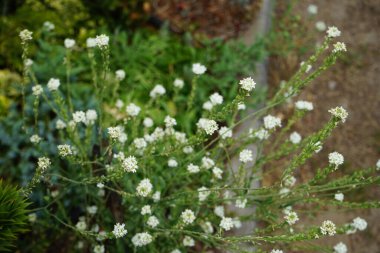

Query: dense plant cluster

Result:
[1,16,379,252]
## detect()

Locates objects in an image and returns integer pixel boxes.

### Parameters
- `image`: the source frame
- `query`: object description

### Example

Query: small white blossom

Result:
[239,149,253,163]
[115,69,125,81]
[187,163,200,174]
[56,119,66,129]
[75,220,87,231]
[64,38,75,49]
[73,111,86,123]
[239,77,256,92]
[118,133,128,144]
[327,26,341,38]
[136,179,153,197]
[47,78,60,91]
[28,213,37,223]
[152,191,161,202]
[328,152,344,167]
[150,84,166,98]
[86,205,98,215]
[214,206,225,218]
[97,183,104,188]
[329,106,348,122]
[19,29,33,42]
[209,92,223,105]
[95,34,109,48]
[254,128,269,140]
[237,102,246,110]
[333,42,347,53]
[320,220,336,236]
[37,157,51,171]
[200,221,214,234]
[219,126,232,139]
[147,216,159,228]
[25,58,33,67]
[263,115,282,129]
[141,205,151,215]
[284,211,299,225]
[168,159,178,168]
[334,242,348,253]
[192,63,207,75]
[289,132,302,144]
[143,117,154,128]
[198,187,210,202]
[279,188,290,197]
[93,245,105,253]
[85,109,97,125]
[164,116,177,128]
[58,144,73,157]
[183,236,195,247]
[126,103,141,117]
[43,21,55,31]
[212,167,223,179]
[235,198,247,209]
[132,232,153,247]
[173,78,184,89]
[183,146,193,154]
[233,218,242,228]
[295,100,314,111]
[202,101,213,111]
[115,99,124,109]
[170,249,181,253]
[220,217,234,231]
[201,157,215,170]
[271,250,283,253]
[86,37,96,48]
[196,118,218,135]
[316,21,327,31]
[307,4,318,14]
[133,138,147,150]
[284,175,296,187]
[335,193,344,201]
[32,85,43,96]
[112,223,127,238]
[30,134,42,144]
[122,156,138,173]
[181,209,196,225]
[108,126,123,139]
[352,217,367,231]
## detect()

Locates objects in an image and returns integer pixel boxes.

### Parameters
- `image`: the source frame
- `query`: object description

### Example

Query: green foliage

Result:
[0,180,30,251]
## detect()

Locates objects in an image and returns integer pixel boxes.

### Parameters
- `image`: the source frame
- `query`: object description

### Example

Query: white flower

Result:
[112,223,127,238]
[37,157,51,171]
[126,103,141,117]
[327,26,341,38]
[19,29,33,42]
[93,245,105,253]
[150,84,166,98]
[220,217,234,231]
[143,117,154,128]
[141,205,151,215]
[192,63,207,75]
[201,157,215,170]
[271,250,283,253]
[118,133,127,144]
[279,188,290,197]
[164,115,177,128]
[254,128,269,140]
[320,220,336,236]
[47,78,60,91]
[284,175,296,187]
[198,187,210,202]
[30,134,42,144]
[233,218,242,228]
[214,206,225,218]
[122,156,138,173]
[284,211,299,225]
[43,21,55,31]
[263,115,282,129]
[132,232,153,247]
[86,37,96,48]
[334,242,348,253]
[202,101,213,111]
[147,216,159,228]
[239,149,253,163]
[209,92,223,105]
[183,236,195,247]
[95,34,109,48]
[133,138,147,150]
[352,217,367,231]
[28,213,37,223]
[295,100,314,111]
[171,249,181,253]
[328,152,344,167]
[115,69,125,81]
[58,144,73,157]
[152,191,161,202]
[187,163,200,173]
[289,132,302,144]
[238,102,246,110]
[183,146,193,154]
[335,193,344,201]
[136,179,153,197]
[200,221,214,234]
[219,126,232,139]
[25,58,33,67]
[181,209,196,225]
[73,111,86,123]
[64,38,75,49]
[235,198,247,209]
[97,183,104,188]
[239,77,256,92]
[316,21,327,31]
[333,42,347,53]
[196,118,218,135]
[329,106,348,122]
[86,205,98,215]
[75,220,87,231]
[85,109,97,125]
[173,78,184,89]
[56,119,66,129]
[307,4,318,14]
[212,167,223,179]
[168,159,178,168]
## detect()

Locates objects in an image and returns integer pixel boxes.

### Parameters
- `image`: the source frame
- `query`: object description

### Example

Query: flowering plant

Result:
[12,26,379,253]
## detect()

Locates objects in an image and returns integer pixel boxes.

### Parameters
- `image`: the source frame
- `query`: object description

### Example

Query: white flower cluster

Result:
[198,187,210,202]
[131,232,153,247]
[320,220,336,236]
[334,192,344,201]
[150,84,166,98]
[136,179,153,197]
[284,211,299,225]
[295,100,314,111]
[307,4,318,15]
[212,167,223,179]
[32,85,43,96]
[115,69,125,81]
[334,242,347,253]
[19,29,33,42]
[58,144,73,157]
[93,245,105,253]
[352,217,367,231]
[141,205,151,215]
[239,77,256,92]
[187,163,199,174]
[183,236,195,247]
[209,92,223,105]
[173,78,184,89]
[43,21,55,31]
[253,128,269,140]
[333,42,347,53]
[328,106,348,123]
[164,116,177,128]
[289,131,302,144]
[64,38,75,49]
[235,198,247,208]
[126,103,141,117]
[239,149,253,163]
[86,37,96,48]
[220,217,234,231]
[37,157,51,171]
[263,115,282,129]
[218,126,232,139]
[95,34,109,48]
[47,78,60,91]
[168,158,178,168]
[196,118,218,135]
[328,152,344,167]
[181,209,196,225]
[108,126,123,140]
[327,26,341,38]
[30,134,42,144]
[147,216,159,228]
[271,250,283,253]
[121,156,138,172]
[112,223,127,238]
[192,63,207,75]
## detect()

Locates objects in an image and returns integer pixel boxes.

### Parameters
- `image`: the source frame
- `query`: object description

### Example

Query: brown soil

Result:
[267,0,380,252]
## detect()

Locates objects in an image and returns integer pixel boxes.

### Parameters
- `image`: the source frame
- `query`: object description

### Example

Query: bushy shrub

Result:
[8,26,380,252]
